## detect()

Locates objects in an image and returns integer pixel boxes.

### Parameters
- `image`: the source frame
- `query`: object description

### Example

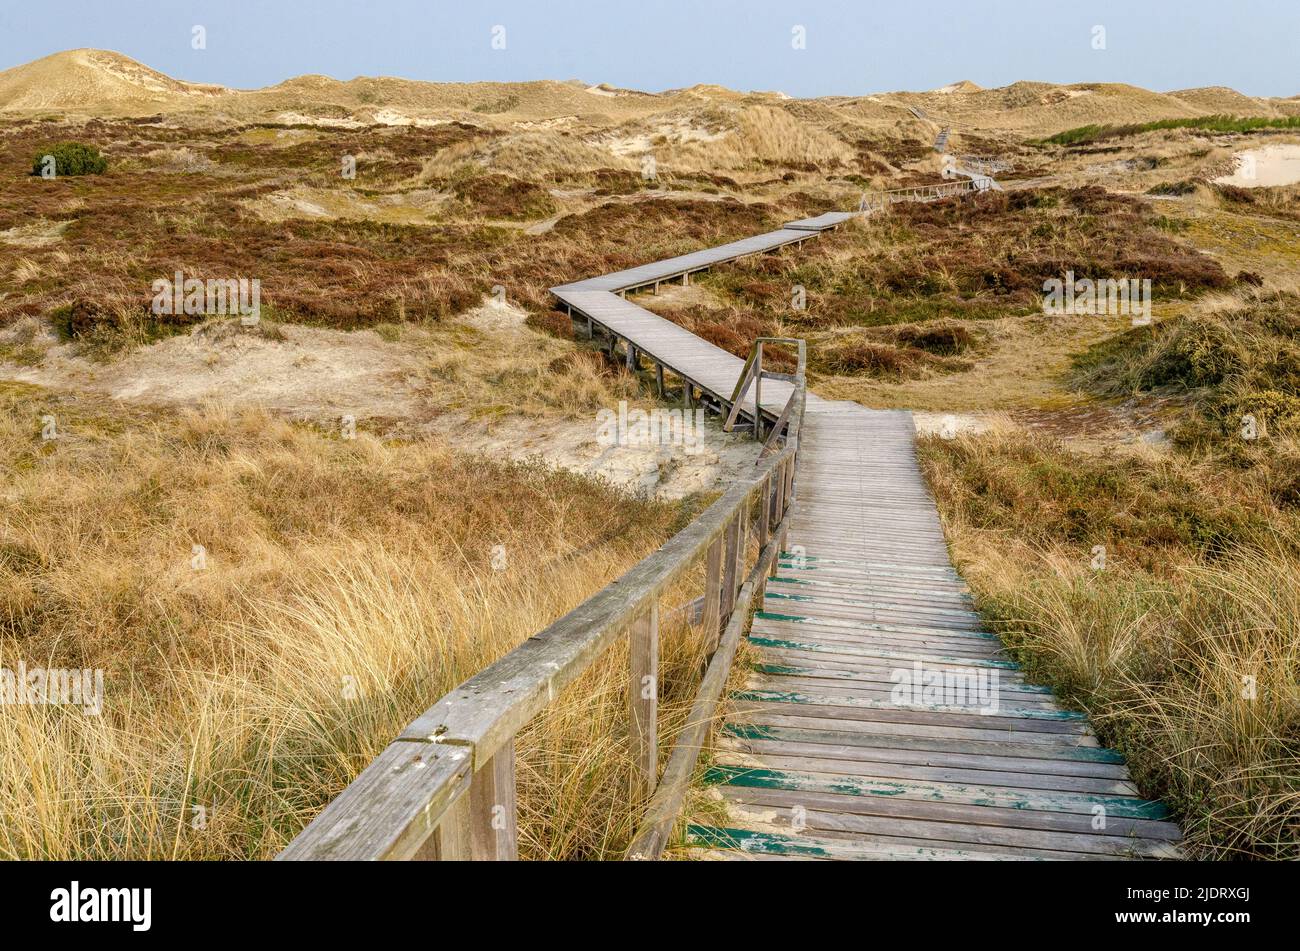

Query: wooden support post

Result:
[770,462,787,578]
[733,505,748,601]
[702,536,722,650]
[626,343,636,372]
[469,740,518,860]
[682,381,693,409]
[721,514,740,619]
[423,792,471,860]
[682,272,689,287]
[629,604,659,802]
[758,478,771,550]
[753,345,763,442]
[585,315,593,340]
[655,363,664,398]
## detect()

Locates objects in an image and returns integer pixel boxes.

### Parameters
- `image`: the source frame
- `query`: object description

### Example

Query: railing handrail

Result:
[279,338,807,861]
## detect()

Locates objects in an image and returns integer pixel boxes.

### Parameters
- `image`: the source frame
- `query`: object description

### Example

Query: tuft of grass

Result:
[1072,290,1300,475]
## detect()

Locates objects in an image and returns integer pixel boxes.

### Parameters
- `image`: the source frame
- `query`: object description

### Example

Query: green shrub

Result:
[31,143,108,177]
[1040,115,1300,147]
[1147,180,1197,196]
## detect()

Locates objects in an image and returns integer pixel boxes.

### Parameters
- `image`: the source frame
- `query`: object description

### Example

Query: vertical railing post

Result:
[469,740,518,860]
[629,603,659,802]
[721,513,740,619]
[702,535,723,650]
[734,501,749,599]
[423,794,471,860]
[753,344,763,442]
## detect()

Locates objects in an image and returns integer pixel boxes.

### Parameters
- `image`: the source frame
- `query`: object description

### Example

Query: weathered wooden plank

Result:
[715,784,1182,843]
[277,741,473,861]
[719,801,1178,859]
[713,745,1138,797]
[720,722,1125,768]
[701,536,723,648]
[686,825,1023,861]
[721,514,741,619]
[705,765,1170,820]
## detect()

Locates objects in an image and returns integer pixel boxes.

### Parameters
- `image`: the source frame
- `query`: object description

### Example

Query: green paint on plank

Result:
[685,824,832,858]
[719,721,1125,762]
[686,824,1023,860]
[746,634,1022,670]
[750,662,1055,694]
[703,765,1171,820]
[733,688,1085,720]
[757,610,812,623]
[721,723,779,740]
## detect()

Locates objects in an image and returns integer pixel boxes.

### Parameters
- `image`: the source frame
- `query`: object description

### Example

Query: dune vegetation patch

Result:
[1071,289,1300,501]
[442,168,558,221]
[920,427,1300,858]
[683,186,1232,338]
[1039,115,1300,148]
[0,386,718,859]
[1,117,835,338]
[30,141,107,176]
[812,321,983,380]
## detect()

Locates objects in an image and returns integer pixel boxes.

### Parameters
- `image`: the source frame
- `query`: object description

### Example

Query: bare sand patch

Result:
[444,412,762,500]
[1,304,756,499]
[1214,144,1300,188]
[245,185,445,224]
[0,218,70,248]
[2,319,425,422]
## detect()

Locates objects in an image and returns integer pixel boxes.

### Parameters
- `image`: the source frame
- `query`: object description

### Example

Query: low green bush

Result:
[31,142,108,177]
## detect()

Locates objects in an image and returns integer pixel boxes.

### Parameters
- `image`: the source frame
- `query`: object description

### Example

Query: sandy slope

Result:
[2,48,1296,137]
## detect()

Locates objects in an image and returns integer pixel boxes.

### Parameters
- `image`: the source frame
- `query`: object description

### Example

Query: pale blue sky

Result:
[1,0,1296,98]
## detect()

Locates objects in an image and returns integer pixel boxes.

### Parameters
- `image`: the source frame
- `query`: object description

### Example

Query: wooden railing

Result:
[959,156,1013,176]
[722,336,803,445]
[860,176,993,211]
[278,339,807,861]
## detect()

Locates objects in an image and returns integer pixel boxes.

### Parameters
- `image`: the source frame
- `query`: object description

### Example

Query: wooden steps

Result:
[692,406,1184,860]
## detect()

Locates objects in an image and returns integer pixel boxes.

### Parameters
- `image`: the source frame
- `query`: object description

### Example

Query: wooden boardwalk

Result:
[554,191,1180,860]
[282,173,1180,863]
[688,407,1183,859]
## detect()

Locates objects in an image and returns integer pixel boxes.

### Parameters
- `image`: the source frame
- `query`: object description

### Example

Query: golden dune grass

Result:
[921,429,1300,858]
[0,388,716,859]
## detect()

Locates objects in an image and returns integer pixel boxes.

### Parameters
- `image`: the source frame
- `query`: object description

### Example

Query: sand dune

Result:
[2,49,1296,139]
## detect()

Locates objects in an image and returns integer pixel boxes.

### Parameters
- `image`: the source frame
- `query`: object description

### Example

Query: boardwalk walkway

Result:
[689,407,1182,859]
[553,186,1181,860]
[282,170,1181,863]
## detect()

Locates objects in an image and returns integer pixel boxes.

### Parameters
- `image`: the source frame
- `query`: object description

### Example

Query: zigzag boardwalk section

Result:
[552,221,836,425]
[688,406,1183,860]
[280,175,1181,862]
